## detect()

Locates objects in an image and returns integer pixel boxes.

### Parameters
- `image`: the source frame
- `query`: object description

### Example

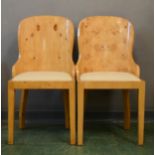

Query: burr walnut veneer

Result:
[76,16,145,145]
[8,16,75,145]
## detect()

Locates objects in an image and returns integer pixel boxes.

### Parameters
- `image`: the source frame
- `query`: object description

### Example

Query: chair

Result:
[8,16,75,144]
[76,16,145,145]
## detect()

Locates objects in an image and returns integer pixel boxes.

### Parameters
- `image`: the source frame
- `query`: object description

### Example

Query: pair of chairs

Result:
[8,16,145,145]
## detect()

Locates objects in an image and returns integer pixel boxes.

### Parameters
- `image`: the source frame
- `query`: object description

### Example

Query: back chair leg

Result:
[78,83,84,145]
[64,90,70,129]
[84,91,88,111]
[123,90,131,129]
[8,83,15,144]
[138,82,145,145]
[19,90,29,129]
[69,85,76,144]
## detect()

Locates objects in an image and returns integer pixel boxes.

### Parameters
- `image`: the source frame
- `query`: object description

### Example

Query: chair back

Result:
[13,16,74,77]
[77,16,140,76]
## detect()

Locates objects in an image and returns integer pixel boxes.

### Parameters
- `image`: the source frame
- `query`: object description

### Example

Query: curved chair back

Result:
[13,16,74,77]
[77,16,140,76]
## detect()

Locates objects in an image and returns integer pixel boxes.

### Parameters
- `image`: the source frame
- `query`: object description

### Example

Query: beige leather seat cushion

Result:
[80,72,140,81]
[12,71,72,81]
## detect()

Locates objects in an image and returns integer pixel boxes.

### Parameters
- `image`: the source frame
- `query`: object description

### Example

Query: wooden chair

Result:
[76,16,145,145]
[8,16,75,144]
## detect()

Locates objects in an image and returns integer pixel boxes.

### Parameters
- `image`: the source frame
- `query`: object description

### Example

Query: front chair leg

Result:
[138,81,145,145]
[19,90,28,129]
[78,83,84,145]
[69,85,76,144]
[123,90,130,129]
[8,82,15,144]
[63,90,70,129]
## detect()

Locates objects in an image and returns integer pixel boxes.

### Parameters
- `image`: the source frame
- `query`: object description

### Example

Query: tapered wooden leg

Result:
[78,83,84,145]
[19,90,28,129]
[64,90,69,129]
[8,83,15,144]
[69,85,76,144]
[138,82,145,145]
[123,90,130,129]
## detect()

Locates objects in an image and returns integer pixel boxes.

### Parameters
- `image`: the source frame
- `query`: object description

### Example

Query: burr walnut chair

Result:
[76,16,145,145]
[8,16,75,144]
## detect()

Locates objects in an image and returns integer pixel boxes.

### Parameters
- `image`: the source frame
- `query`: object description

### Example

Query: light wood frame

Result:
[76,16,146,145]
[8,16,76,145]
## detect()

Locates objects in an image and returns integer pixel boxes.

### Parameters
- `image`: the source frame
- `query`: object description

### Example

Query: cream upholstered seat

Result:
[80,72,140,81]
[13,72,72,81]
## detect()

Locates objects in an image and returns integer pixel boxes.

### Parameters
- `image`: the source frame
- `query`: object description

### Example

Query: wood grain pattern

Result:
[77,16,145,146]
[77,16,140,77]
[8,16,76,145]
[12,16,75,77]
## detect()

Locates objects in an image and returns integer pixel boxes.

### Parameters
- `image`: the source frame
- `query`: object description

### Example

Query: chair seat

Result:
[12,71,73,81]
[80,72,140,81]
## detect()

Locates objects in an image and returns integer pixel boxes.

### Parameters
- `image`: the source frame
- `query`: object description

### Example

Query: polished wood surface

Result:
[77,16,145,146]
[13,16,74,77]
[8,16,76,145]
[76,16,140,77]
[138,83,145,145]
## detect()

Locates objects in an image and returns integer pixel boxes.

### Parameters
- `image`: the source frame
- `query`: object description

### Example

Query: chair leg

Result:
[77,83,84,145]
[138,82,145,145]
[123,90,130,129]
[69,85,76,144]
[63,90,69,129]
[8,83,15,144]
[19,90,28,129]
